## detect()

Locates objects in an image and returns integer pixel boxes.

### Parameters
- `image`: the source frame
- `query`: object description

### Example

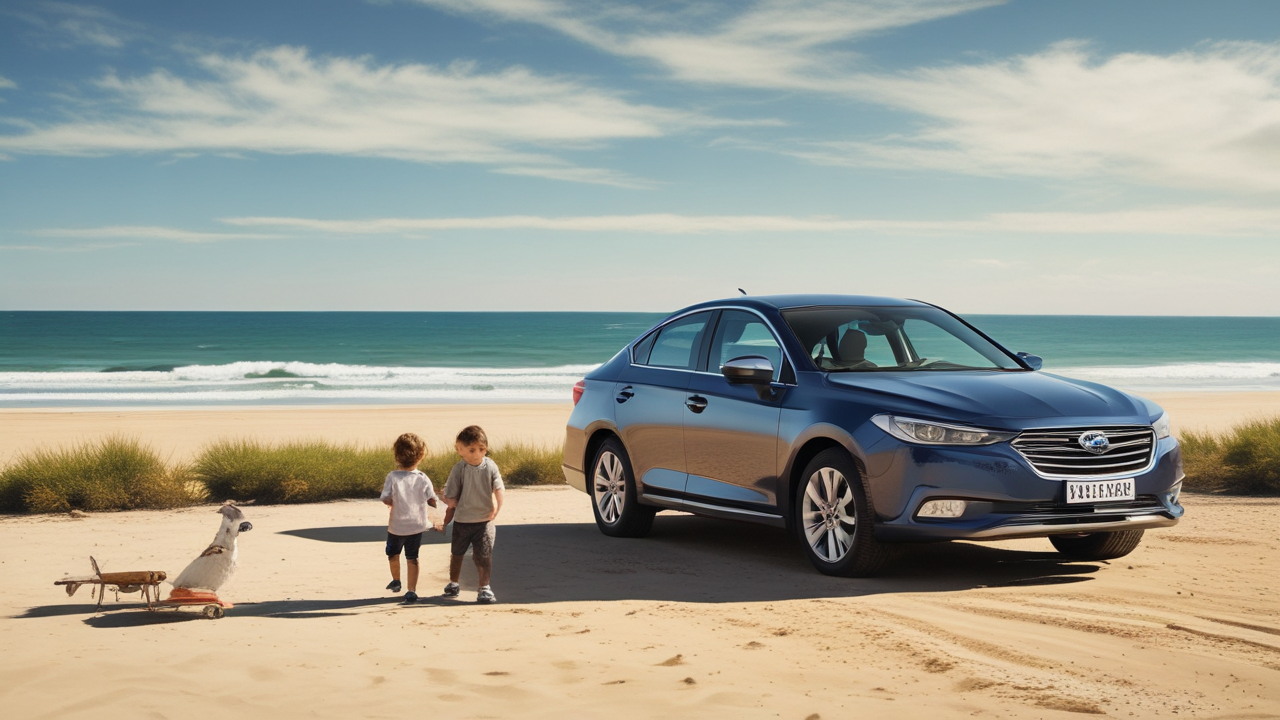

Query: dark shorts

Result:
[450,521,495,558]
[386,531,423,560]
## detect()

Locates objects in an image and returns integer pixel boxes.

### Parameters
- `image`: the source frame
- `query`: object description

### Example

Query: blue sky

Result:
[1,0,1278,314]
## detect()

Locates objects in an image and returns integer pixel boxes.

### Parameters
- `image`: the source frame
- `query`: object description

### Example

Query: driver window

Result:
[709,311,782,381]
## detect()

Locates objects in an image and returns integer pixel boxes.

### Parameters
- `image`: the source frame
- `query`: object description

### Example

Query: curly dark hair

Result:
[393,432,426,468]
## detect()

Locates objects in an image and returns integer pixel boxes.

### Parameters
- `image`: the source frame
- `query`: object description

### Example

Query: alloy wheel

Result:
[801,466,856,563]
[593,450,626,524]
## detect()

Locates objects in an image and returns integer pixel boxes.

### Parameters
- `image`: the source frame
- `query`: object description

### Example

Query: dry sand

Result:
[2,489,1278,719]
[1,391,1278,466]
[0,403,575,465]
[2,394,1279,718]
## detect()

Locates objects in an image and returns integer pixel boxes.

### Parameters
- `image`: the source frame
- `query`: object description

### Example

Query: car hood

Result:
[825,370,1153,428]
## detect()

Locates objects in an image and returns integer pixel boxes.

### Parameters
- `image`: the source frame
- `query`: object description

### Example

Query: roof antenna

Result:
[738,288,747,295]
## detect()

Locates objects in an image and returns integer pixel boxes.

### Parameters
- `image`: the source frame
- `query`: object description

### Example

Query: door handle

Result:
[616,386,635,403]
[686,395,708,413]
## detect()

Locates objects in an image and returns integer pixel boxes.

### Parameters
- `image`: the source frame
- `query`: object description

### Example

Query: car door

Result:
[613,311,713,499]
[683,310,786,512]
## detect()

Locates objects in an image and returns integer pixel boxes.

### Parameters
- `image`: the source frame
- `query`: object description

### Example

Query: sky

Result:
[1,0,1279,314]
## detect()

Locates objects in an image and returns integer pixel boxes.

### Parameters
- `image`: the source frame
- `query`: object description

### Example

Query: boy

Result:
[441,425,505,603]
[380,432,439,604]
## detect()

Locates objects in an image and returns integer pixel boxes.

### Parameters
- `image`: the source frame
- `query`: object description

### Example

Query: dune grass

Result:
[191,439,565,505]
[0,437,566,513]
[0,436,203,513]
[195,439,396,504]
[1180,417,1280,495]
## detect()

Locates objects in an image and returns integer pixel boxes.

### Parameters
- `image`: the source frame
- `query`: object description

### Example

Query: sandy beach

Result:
[2,392,1279,467]
[0,403,576,466]
[2,394,1279,718]
[2,488,1278,718]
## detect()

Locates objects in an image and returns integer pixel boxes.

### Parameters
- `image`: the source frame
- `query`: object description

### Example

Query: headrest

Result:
[838,329,867,361]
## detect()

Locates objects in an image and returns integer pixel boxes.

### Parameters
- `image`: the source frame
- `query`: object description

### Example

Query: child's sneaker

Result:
[443,582,460,598]
[477,586,496,604]
[404,591,418,604]
[386,579,402,593]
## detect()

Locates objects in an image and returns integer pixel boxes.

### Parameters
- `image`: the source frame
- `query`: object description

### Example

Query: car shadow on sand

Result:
[280,513,1099,605]
[17,515,1099,626]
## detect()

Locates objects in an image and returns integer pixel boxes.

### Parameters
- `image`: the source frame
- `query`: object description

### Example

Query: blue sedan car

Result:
[562,295,1184,577]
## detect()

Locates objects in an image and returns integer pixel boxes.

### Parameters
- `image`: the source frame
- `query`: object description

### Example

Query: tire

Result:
[589,438,656,538]
[1049,530,1145,560]
[795,448,890,577]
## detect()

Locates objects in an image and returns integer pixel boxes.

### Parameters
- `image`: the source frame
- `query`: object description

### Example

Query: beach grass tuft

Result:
[195,439,396,504]
[1180,417,1280,495]
[0,436,202,513]
[194,439,565,505]
[0,437,567,513]
[488,442,566,486]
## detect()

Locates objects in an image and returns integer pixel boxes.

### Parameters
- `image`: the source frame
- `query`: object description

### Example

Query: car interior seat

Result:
[834,329,876,369]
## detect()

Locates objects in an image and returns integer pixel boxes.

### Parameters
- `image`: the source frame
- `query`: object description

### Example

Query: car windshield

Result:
[781,305,1023,372]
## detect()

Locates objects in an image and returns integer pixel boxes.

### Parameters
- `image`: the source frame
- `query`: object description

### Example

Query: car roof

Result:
[678,294,931,314]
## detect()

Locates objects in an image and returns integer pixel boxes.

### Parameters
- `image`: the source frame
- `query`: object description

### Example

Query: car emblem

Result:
[1078,430,1110,454]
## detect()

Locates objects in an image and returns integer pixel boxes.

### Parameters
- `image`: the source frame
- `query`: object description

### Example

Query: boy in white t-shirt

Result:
[380,432,440,604]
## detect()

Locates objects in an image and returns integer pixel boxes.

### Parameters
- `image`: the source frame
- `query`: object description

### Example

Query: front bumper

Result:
[868,435,1185,543]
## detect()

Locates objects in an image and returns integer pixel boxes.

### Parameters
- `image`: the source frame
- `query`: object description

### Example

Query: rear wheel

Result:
[1049,530,1145,560]
[589,438,655,538]
[795,448,890,577]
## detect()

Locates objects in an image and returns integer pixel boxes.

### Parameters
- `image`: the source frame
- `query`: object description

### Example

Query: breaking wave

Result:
[1052,362,1280,390]
[0,361,600,405]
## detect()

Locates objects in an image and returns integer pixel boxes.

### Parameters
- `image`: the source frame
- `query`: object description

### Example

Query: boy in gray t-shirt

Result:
[441,425,505,603]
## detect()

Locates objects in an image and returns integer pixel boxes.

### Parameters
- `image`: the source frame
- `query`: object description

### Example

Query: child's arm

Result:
[489,488,505,522]
[379,476,394,507]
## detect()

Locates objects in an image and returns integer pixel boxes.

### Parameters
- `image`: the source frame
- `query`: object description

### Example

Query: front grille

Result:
[1011,426,1155,478]
[990,495,1163,516]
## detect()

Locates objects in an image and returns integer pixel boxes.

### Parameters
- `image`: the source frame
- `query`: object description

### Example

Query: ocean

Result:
[1,311,1278,406]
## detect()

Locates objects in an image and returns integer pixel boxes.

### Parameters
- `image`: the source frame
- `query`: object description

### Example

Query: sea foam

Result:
[0,361,601,404]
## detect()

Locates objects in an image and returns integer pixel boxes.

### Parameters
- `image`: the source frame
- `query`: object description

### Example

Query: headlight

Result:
[871,415,1017,446]
[1153,411,1171,440]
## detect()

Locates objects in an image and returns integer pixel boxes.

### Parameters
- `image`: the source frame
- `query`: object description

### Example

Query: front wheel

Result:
[795,448,890,577]
[589,438,655,538]
[1049,530,1145,560]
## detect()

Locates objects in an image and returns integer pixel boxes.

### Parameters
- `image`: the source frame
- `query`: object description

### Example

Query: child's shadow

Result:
[280,526,451,544]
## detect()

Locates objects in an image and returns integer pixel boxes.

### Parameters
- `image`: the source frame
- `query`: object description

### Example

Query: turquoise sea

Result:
[1,311,1278,406]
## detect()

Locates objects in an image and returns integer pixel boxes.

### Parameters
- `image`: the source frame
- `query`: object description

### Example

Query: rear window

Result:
[643,312,712,370]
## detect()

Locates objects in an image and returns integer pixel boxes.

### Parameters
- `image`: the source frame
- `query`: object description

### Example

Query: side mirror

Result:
[1016,352,1043,371]
[722,355,775,384]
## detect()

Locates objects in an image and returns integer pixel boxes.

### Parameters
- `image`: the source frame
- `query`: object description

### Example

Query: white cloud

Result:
[221,205,1280,236]
[11,2,136,49]
[0,75,15,90]
[416,0,1001,90]
[412,2,1280,193]
[32,226,280,243]
[0,45,722,186]
[792,41,1280,192]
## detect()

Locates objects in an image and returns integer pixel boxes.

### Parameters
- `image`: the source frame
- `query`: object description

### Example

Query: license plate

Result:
[1066,478,1135,504]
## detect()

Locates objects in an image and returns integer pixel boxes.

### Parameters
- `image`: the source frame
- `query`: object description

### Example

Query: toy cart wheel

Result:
[202,605,224,619]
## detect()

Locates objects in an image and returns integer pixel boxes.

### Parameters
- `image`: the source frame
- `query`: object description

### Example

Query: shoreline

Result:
[2,392,1280,467]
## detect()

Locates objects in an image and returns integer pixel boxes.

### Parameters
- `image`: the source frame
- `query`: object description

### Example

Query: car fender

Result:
[778,422,868,524]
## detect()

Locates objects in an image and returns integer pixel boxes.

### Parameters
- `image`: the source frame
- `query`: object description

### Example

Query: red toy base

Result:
[163,587,233,608]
